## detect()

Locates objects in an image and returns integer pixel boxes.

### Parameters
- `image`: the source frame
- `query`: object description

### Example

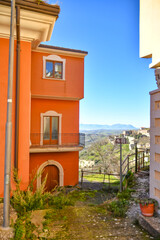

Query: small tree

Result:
[89,138,120,173]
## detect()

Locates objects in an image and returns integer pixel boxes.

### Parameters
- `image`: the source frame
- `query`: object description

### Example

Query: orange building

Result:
[0,0,87,195]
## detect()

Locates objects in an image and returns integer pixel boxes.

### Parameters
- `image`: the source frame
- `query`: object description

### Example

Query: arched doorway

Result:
[37,160,64,190]
[42,165,59,191]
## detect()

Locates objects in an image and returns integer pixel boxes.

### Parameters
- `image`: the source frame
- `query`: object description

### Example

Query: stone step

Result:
[138,214,160,238]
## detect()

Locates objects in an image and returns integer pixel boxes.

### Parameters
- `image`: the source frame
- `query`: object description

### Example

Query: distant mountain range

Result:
[80,124,137,131]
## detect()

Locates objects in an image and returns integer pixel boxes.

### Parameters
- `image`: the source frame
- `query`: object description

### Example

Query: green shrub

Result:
[124,170,135,187]
[11,172,47,216]
[117,188,131,200]
[108,199,129,217]
[47,194,74,209]
[108,187,131,217]
[12,213,37,240]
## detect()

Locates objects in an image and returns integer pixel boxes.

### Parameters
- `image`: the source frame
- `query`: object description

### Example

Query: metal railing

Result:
[80,147,150,191]
[121,147,150,187]
[30,133,85,148]
[80,169,120,189]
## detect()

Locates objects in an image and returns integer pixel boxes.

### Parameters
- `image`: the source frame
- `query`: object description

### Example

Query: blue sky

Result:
[48,0,156,128]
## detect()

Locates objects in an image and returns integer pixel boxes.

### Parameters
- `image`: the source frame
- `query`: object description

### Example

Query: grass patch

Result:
[84,174,120,183]
[10,170,118,239]
[42,208,72,239]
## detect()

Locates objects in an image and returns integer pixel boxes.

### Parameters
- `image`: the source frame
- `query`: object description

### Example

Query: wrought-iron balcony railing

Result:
[30,133,85,148]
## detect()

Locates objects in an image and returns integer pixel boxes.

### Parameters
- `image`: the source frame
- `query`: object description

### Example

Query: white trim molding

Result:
[40,110,62,145]
[43,55,66,80]
[31,94,81,101]
[33,47,88,58]
[37,160,64,189]
[0,5,57,48]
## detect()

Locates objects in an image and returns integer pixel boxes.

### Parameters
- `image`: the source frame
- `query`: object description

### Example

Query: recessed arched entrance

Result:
[37,160,64,190]
[42,165,59,191]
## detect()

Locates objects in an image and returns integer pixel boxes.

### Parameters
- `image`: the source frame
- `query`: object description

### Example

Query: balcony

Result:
[30,133,85,153]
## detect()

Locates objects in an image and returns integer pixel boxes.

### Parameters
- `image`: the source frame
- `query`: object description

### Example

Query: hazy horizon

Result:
[80,122,149,129]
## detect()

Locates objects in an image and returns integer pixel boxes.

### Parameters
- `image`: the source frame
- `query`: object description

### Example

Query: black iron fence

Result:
[30,133,85,148]
[80,147,150,191]
[80,170,120,189]
[121,147,150,189]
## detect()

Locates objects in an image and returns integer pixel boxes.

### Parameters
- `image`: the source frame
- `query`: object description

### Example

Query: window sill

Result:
[42,77,65,81]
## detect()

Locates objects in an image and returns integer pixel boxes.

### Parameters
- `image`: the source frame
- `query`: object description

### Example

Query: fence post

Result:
[81,169,83,186]
[135,142,138,173]
[108,174,110,189]
[127,156,129,172]
[143,152,145,168]
[148,150,150,163]
[139,152,141,170]
[120,142,123,192]
[103,172,105,183]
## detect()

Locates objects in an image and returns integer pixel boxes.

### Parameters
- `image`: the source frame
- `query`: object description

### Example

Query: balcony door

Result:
[43,116,59,145]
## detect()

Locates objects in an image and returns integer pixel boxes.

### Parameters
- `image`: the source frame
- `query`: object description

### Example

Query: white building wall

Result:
[150,89,160,204]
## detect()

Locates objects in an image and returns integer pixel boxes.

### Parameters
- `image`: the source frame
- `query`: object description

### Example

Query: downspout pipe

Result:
[3,0,15,228]
[14,6,20,169]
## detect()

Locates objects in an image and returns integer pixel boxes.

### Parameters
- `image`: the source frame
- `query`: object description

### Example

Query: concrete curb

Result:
[138,214,160,238]
[0,227,14,240]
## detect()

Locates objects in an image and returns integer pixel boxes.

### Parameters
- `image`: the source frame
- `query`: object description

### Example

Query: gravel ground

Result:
[79,170,150,221]
[79,180,119,192]
[127,171,149,220]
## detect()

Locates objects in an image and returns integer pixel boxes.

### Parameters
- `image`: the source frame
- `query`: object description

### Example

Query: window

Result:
[46,61,63,79]
[43,55,66,80]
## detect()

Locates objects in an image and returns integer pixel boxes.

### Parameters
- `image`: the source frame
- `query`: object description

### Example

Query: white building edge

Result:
[140,0,160,204]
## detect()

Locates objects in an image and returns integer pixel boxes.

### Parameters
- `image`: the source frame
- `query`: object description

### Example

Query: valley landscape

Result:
[79,123,150,176]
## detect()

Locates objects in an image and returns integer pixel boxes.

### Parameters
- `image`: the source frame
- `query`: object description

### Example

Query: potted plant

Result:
[135,198,158,217]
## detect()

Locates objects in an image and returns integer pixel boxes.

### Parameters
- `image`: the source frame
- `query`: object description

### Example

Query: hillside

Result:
[80,124,137,131]
[80,129,123,135]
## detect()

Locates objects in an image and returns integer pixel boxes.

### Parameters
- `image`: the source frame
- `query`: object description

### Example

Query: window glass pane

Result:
[43,117,50,140]
[46,61,53,78]
[52,117,58,140]
[54,62,62,79]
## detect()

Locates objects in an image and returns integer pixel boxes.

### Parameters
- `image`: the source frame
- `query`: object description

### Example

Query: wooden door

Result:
[41,165,59,192]
[43,116,59,145]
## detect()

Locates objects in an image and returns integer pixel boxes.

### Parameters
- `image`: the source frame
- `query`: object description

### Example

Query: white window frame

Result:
[43,55,66,80]
[40,110,62,145]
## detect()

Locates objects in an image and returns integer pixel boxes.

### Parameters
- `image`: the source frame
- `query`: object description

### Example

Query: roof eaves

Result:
[39,44,88,55]
[0,0,60,18]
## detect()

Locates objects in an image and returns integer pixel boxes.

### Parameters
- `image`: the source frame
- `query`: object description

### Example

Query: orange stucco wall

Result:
[31,51,84,99]
[30,152,79,186]
[31,98,79,134]
[30,50,85,189]
[0,38,84,195]
[0,38,31,196]
[18,41,31,191]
